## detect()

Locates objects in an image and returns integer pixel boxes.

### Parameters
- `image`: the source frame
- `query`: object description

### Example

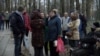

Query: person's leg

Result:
[34,47,39,56]
[74,40,79,47]
[1,21,4,31]
[7,20,10,29]
[39,47,44,56]
[14,34,21,56]
[0,22,1,30]
[19,34,24,55]
[49,41,59,56]
[44,42,48,56]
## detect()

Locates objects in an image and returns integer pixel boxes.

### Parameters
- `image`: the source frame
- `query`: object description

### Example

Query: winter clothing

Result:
[23,12,31,31]
[31,18,45,47]
[48,15,61,41]
[61,17,70,31]
[10,11,25,56]
[67,19,80,40]
[10,11,25,35]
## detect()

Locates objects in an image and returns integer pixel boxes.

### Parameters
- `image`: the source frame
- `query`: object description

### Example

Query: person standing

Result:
[31,10,45,56]
[62,12,70,45]
[67,12,80,47]
[10,6,25,56]
[79,14,87,38]
[0,12,5,31]
[47,10,61,56]
[5,12,10,29]
[23,8,31,55]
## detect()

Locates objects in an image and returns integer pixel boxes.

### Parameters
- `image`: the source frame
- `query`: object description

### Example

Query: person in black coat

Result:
[10,6,25,56]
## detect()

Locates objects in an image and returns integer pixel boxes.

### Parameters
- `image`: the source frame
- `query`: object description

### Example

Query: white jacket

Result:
[61,17,70,31]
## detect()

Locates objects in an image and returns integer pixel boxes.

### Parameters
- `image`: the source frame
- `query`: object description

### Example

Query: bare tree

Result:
[86,0,93,20]
[82,0,86,15]
[70,0,74,12]
[60,0,65,16]
[76,0,80,12]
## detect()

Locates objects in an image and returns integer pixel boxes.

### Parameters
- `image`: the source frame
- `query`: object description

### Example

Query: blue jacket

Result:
[47,15,61,41]
[10,12,25,35]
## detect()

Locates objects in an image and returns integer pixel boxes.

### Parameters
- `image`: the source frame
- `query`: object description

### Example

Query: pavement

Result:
[0,29,34,56]
[0,28,70,56]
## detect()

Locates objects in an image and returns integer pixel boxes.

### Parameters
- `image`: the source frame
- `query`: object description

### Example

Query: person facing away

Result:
[79,14,87,39]
[61,12,70,45]
[67,12,80,48]
[10,6,26,56]
[47,10,61,56]
[30,10,45,56]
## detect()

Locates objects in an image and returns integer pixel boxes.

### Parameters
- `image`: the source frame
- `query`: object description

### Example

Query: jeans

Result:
[14,34,24,56]
[0,21,4,30]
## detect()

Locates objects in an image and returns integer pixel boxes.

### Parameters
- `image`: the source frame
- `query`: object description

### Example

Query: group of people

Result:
[9,6,88,56]
[0,12,10,31]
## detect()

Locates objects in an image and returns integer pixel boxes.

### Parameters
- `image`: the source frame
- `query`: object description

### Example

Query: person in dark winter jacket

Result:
[47,10,61,56]
[79,14,87,39]
[10,6,26,56]
[31,10,45,56]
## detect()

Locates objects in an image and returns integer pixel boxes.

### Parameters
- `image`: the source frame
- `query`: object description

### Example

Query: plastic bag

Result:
[56,37,65,53]
[24,35,30,50]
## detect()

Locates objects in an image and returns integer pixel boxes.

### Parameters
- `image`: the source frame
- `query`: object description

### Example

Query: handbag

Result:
[66,31,73,37]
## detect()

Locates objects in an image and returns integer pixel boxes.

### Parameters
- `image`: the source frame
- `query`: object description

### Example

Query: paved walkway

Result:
[0,29,35,56]
[0,29,70,56]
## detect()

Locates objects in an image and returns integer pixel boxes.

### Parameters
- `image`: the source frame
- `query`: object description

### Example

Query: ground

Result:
[0,29,70,56]
[0,29,35,56]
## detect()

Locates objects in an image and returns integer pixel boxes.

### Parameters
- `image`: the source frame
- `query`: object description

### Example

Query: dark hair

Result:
[93,22,100,28]
[18,6,24,12]
[31,10,42,20]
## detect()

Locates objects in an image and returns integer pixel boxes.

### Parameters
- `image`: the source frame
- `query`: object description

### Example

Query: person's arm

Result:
[56,18,61,37]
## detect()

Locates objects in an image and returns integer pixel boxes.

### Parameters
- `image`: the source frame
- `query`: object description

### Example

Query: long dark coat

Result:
[31,19,45,47]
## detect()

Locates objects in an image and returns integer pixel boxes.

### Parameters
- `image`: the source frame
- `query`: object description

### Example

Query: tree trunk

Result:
[70,0,74,12]
[76,0,80,12]
[33,0,36,10]
[86,0,92,20]
[0,0,3,12]
[47,0,50,13]
[82,0,86,15]
[60,0,65,16]
[5,0,10,12]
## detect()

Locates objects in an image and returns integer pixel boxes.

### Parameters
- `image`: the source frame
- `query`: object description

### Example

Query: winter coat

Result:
[44,18,49,42]
[61,17,70,31]
[10,11,25,35]
[47,15,61,41]
[95,28,100,48]
[31,18,45,47]
[23,12,31,31]
[67,19,80,40]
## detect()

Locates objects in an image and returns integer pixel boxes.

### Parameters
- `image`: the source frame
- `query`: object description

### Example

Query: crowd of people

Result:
[1,6,99,56]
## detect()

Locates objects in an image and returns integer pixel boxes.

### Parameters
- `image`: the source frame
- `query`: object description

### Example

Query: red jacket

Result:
[23,12,31,31]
